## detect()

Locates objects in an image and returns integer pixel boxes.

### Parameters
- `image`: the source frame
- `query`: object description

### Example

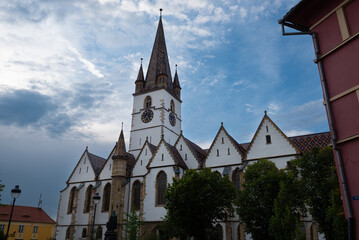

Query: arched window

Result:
[232,168,241,191]
[66,227,70,239]
[67,187,76,214]
[102,183,111,212]
[170,100,175,112]
[82,228,87,238]
[132,181,141,211]
[84,185,93,213]
[237,224,241,240]
[144,96,152,108]
[96,226,102,240]
[156,171,167,206]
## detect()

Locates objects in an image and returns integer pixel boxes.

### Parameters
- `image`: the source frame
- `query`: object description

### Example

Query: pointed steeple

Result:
[135,58,145,93]
[114,124,127,157]
[144,9,173,92]
[173,64,181,98]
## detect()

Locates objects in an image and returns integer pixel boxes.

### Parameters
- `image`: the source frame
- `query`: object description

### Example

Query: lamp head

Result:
[92,192,101,205]
[11,185,21,199]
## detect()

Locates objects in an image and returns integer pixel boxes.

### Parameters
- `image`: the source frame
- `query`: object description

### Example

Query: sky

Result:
[0,0,329,220]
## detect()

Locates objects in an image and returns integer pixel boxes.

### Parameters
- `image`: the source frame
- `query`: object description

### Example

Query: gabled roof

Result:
[0,205,55,224]
[183,137,206,162]
[244,113,301,160]
[147,138,188,170]
[289,132,331,153]
[164,141,188,169]
[87,152,106,176]
[204,123,246,165]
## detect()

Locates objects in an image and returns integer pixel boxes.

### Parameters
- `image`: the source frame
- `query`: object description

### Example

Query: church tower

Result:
[129,10,182,158]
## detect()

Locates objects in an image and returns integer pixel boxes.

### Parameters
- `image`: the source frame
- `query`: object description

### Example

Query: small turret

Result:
[173,64,181,99]
[135,58,145,93]
[112,124,128,177]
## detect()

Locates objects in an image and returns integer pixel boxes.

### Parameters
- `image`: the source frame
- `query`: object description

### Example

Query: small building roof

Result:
[289,132,331,153]
[0,205,55,224]
[88,152,106,176]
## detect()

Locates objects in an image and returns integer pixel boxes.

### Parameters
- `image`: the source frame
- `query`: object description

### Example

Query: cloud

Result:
[0,89,56,126]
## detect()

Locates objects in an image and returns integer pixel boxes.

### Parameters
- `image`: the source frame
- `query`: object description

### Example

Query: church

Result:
[55,12,331,240]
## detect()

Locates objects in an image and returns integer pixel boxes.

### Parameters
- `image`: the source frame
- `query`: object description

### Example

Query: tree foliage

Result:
[163,168,237,240]
[269,170,305,240]
[293,147,347,240]
[237,159,282,240]
[123,210,145,240]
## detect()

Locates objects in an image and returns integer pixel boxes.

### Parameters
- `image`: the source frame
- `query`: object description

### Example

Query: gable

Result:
[132,142,154,176]
[245,117,299,160]
[67,150,96,183]
[99,146,116,180]
[174,136,200,169]
[204,126,244,168]
[147,141,178,168]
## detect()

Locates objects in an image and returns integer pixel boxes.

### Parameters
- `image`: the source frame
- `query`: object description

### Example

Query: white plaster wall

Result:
[57,184,76,225]
[148,142,176,168]
[75,183,92,225]
[205,129,243,168]
[246,119,297,160]
[143,167,174,221]
[55,226,66,240]
[68,153,96,183]
[99,151,114,180]
[132,144,153,177]
[175,137,200,169]
[95,180,112,224]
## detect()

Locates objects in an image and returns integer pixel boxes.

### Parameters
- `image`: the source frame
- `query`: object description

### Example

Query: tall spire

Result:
[144,9,173,91]
[173,64,181,88]
[135,58,144,83]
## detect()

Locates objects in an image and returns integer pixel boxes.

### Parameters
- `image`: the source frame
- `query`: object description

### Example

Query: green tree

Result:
[269,170,305,240]
[294,147,347,240]
[237,159,282,240]
[123,210,145,240]
[163,168,237,240]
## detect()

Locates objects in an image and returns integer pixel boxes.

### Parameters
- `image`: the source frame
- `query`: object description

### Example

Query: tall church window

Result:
[96,226,103,239]
[67,187,76,214]
[216,149,219,156]
[156,171,167,206]
[144,96,152,108]
[102,183,111,212]
[232,168,241,191]
[82,228,87,238]
[84,185,93,213]
[170,100,175,113]
[132,181,141,211]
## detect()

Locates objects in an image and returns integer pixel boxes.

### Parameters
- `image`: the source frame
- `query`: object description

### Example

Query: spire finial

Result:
[175,64,178,71]
[221,122,223,126]
[159,8,163,18]
[86,146,88,151]
[141,58,143,65]
[121,122,123,131]
[264,110,267,115]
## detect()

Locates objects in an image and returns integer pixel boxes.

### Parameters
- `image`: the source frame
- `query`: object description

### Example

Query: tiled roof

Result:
[147,142,157,154]
[165,142,188,169]
[289,132,331,153]
[184,137,206,161]
[127,153,136,175]
[0,205,55,224]
[88,152,106,176]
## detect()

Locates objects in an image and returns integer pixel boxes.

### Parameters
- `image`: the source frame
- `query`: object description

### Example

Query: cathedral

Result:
[55,13,331,240]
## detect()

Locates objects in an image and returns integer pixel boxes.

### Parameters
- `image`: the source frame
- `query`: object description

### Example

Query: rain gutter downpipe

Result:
[278,19,354,240]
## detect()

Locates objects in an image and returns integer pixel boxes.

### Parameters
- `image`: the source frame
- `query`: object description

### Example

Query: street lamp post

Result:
[91,192,101,240]
[5,185,21,240]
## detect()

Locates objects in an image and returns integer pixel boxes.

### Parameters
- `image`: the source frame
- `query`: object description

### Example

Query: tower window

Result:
[228,148,230,155]
[145,149,147,155]
[144,96,152,108]
[180,145,182,151]
[170,100,175,113]
[266,135,272,144]
[141,160,143,166]
[185,154,187,160]
[217,149,219,156]
[161,154,164,161]
[222,137,224,144]
[266,126,269,132]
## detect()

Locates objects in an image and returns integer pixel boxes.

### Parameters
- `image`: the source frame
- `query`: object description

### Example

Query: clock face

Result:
[141,109,154,123]
[169,112,176,126]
